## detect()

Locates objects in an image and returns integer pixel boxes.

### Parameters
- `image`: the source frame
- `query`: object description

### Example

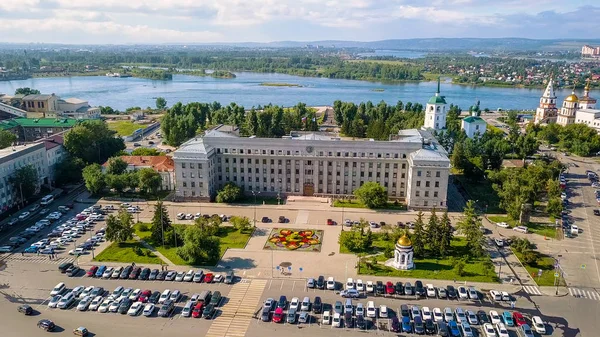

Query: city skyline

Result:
[0,1,598,44]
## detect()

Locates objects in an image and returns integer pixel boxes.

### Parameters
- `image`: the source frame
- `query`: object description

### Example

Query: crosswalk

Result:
[569,287,600,300]
[0,253,75,265]
[522,285,542,295]
[205,279,267,337]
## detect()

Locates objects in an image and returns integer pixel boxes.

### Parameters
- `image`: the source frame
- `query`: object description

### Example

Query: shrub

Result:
[138,223,149,231]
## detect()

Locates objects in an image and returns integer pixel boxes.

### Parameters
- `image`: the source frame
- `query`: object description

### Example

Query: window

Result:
[402,163,406,169]
[435,181,439,188]
[415,191,420,197]
[181,163,186,168]
[425,181,430,187]
[417,171,422,177]
[190,163,195,169]
[182,182,187,187]
[436,171,440,178]
[425,191,429,197]
[426,171,431,177]
[434,191,438,198]
[416,181,421,187]
[191,182,195,187]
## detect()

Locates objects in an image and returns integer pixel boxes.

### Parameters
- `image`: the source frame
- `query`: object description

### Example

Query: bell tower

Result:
[424,77,447,130]
[534,78,558,124]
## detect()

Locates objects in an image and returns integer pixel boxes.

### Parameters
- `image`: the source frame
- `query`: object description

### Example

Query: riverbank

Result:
[260,82,302,87]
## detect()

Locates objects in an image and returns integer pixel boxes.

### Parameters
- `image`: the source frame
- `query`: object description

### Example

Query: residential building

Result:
[534,79,558,124]
[0,143,48,213]
[582,45,600,58]
[37,134,67,186]
[173,127,450,210]
[102,156,175,190]
[0,118,79,142]
[22,94,59,118]
[424,78,448,130]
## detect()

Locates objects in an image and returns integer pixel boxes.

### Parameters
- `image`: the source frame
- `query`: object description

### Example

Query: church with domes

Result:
[385,234,415,270]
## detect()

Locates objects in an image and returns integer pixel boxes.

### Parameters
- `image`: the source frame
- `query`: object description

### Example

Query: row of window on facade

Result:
[26,101,45,108]
[215,147,409,159]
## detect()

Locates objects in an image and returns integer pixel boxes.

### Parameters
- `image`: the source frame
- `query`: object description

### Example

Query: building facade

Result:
[424,78,448,130]
[556,90,579,126]
[0,118,79,142]
[37,135,67,186]
[0,143,48,214]
[574,81,600,132]
[461,115,487,138]
[534,79,558,124]
[173,128,450,209]
[102,156,175,191]
[582,45,600,58]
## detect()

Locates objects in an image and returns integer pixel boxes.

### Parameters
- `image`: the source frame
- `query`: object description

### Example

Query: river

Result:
[0,72,580,111]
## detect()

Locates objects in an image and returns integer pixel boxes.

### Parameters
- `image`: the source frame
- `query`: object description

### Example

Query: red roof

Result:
[39,134,64,150]
[104,156,174,172]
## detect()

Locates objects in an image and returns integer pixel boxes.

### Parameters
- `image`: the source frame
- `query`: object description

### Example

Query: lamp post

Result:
[277,179,282,205]
[252,190,260,227]
[159,198,165,248]
[89,227,95,259]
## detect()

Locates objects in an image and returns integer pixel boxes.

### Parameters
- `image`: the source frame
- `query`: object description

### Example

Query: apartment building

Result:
[173,128,450,210]
[0,143,47,213]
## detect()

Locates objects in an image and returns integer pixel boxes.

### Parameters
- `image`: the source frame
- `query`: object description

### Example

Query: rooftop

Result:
[463,116,486,124]
[23,94,55,101]
[37,134,65,150]
[61,98,87,104]
[9,118,79,128]
[103,156,174,172]
[0,142,45,160]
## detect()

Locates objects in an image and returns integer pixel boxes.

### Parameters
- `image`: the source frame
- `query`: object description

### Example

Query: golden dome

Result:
[397,234,412,246]
[565,92,579,102]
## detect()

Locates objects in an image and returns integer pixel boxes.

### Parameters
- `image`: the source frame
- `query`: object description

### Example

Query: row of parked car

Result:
[47,282,223,319]
[60,262,236,284]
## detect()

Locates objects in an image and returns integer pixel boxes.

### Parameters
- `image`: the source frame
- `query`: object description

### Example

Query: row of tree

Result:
[530,122,600,157]
[82,157,162,196]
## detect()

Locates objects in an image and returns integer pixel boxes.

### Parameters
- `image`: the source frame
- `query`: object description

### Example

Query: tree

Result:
[411,211,426,257]
[155,97,167,110]
[439,209,453,257]
[194,216,221,236]
[53,156,85,186]
[15,87,40,95]
[338,226,374,253]
[82,164,106,195]
[106,174,128,194]
[353,182,387,208]
[138,168,162,194]
[516,133,539,159]
[64,120,125,164]
[105,209,134,243]
[546,197,563,218]
[0,130,16,149]
[216,182,243,203]
[150,201,171,245]
[131,148,163,156]
[105,157,128,175]
[176,226,221,264]
[456,200,485,257]
[453,257,466,276]
[9,164,39,202]
[426,208,440,253]
[229,216,252,232]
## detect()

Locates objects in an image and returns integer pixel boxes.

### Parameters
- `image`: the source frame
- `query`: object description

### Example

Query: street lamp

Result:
[277,179,282,205]
[251,190,260,227]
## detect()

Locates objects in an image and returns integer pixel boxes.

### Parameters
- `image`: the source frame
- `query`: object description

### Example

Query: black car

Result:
[477,310,489,324]
[118,298,132,314]
[344,312,354,328]
[594,209,600,216]
[202,303,215,319]
[148,269,159,280]
[149,291,161,304]
[156,270,167,281]
[37,319,55,331]
[425,319,436,334]
[356,315,368,330]
[436,321,449,337]
[277,295,287,309]
[316,276,325,289]
[278,216,287,223]
[129,267,141,279]
[400,304,410,318]
[414,281,426,297]
[375,281,385,295]
[67,266,82,277]
[446,285,457,299]
[120,266,133,279]
[395,282,404,295]
[390,317,401,332]
[158,300,175,317]
[261,308,271,322]
[313,296,322,314]
[138,268,151,280]
[414,316,425,335]
[18,304,33,315]
[65,264,77,274]
[261,217,271,223]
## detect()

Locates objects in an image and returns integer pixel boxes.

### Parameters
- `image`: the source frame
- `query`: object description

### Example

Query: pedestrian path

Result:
[568,287,600,300]
[205,279,267,337]
[522,285,542,295]
[0,253,75,265]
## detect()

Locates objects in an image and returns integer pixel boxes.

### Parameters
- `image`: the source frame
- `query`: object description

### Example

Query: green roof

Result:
[428,95,447,104]
[12,118,79,128]
[0,119,20,130]
[463,116,486,124]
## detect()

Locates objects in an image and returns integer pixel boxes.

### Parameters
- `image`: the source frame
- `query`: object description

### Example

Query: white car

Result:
[494,238,504,247]
[466,310,478,325]
[366,301,376,318]
[89,296,104,311]
[355,303,364,317]
[72,286,85,298]
[69,248,85,255]
[109,298,123,312]
[175,271,185,282]
[366,281,374,293]
[121,288,133,299]
[513,226,529,233]
[345,278,355,290]
[322,310,331,325]
[143,303,155,317]
[0,245,13,253]
[129,288,141,301]
[332,312,342,328]
[77,296,93,311]
[176,213,185,220]
[326,277,335,290]
[422,306,432,321]
[495,322,510,337]
[98,299,113,313]
[426,284,436,297]
[290,297,300,311]
[80,286,94,299]
[18,212,31,220]
[169,290,182,302]
[483,323,497,337]
[301,297,311,311]
[48,295,62,308]
[531,316,546,334]
[355,279,364,291]
[496,222,510,228]
[103,267,114,278]
[57,292,76,309]
[183,269,195,282]
[489,310,502,324]
[214,274,224,283]
[433,307,443,322]
[128,301,144,316]
[458,286,469,299]
[379,305,388,318]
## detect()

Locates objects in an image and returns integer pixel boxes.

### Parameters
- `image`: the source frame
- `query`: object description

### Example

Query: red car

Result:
[139,290,152,303]
[272,308,284,323]
[204,273,214,283]
[192,302,204,318]
[512,311,527,326]
[86,266,98,277]
[385,281,395,295]
[327,219,334,226]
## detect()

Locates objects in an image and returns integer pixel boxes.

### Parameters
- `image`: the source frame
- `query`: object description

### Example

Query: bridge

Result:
[0,102,26,118]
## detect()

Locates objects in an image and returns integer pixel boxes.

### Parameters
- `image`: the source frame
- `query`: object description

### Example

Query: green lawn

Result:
[226,196,282,205]
[107,121,140,136]
[134,223,252,266]
[513,249,563,286]
[453,174,502,214]
[94,240,163,264]
[333,199,406,211]
[487,216,517,227]
[339,231,391,254]
[102,190,171,201]
[487,216,557,238]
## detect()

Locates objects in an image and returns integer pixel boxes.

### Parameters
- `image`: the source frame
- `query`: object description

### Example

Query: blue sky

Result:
[0,0,598,44]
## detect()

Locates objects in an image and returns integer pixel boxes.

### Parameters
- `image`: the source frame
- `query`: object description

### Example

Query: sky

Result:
[0,0,599,44]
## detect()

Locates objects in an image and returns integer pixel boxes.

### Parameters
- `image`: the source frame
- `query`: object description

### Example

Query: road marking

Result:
[292,280,296,292]
[522,286,542,295]
[582,173,600,285]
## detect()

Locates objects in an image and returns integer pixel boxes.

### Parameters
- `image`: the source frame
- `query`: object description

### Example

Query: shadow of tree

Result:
[218,257,257,270]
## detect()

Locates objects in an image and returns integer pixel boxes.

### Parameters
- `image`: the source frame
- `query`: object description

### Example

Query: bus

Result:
[40,194,55,206]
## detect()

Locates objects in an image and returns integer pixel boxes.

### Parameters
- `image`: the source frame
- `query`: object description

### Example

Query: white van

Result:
[181,300,194,317]
[159,289,171,304]
[326,277,336,290]
[57,292,76,309]
[322,310,331,325]
[50,282,66,296]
